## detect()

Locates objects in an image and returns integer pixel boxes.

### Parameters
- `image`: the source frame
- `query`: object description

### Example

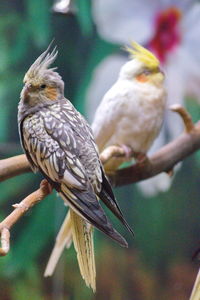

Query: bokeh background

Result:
[0,0,200,299]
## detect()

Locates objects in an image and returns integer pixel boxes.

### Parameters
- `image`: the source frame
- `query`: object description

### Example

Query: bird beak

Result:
[158,67,164,76]
[23,84,32,102]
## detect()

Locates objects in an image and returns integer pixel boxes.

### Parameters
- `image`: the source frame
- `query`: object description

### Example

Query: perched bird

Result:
[18,45,133,291]
[92,41,166,173]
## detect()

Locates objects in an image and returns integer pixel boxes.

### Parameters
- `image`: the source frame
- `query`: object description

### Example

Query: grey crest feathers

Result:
[24,43,62,84]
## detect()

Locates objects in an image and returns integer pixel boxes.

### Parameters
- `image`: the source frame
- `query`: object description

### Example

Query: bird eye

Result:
[40,84,46,89]
[143,69,151,75]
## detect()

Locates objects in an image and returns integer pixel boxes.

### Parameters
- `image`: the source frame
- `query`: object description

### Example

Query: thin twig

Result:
[0,154,31,182]
[0,180,52,256]
[170,104,195,132]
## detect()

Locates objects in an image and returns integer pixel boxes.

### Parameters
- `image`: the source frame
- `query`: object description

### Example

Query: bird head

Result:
[20,44,64,107]
[120,41,164,86]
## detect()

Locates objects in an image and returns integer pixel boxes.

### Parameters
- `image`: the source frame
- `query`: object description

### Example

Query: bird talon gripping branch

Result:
[17,44,133,291]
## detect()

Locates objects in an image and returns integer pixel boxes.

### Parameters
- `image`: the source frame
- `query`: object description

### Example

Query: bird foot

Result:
[40,179,53,194]
[121,145,133,159]
[133,151,149,165]
[166,168,174,177]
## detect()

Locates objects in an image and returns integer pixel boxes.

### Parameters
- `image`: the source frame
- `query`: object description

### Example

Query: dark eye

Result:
[40,84,46,89]
[143,69,151,75]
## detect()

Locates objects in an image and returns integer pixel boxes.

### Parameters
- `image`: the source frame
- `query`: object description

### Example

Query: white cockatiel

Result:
[92,41,166,172]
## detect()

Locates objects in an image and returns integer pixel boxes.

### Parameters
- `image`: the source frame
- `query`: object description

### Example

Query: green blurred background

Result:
[0,1,200,299]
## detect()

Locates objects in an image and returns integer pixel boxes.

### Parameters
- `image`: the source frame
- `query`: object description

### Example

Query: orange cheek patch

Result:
[45,87,58,100]
[136,74,149,83]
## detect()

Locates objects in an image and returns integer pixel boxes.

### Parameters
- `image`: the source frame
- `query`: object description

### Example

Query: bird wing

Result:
[92,85,136,172]
[20,101,128,247]
[91,87,127,152]
[91,96,117,152]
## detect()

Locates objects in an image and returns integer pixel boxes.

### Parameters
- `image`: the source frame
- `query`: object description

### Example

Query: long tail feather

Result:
[44,212,72,277]
[189,268,200,300]
[70,210,96,292]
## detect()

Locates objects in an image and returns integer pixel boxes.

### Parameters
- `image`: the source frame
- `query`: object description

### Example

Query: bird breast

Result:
[102,80,166,153]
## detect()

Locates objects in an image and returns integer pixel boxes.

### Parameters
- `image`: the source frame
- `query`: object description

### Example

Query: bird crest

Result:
[125,41,159,69]
[24,42,58,83]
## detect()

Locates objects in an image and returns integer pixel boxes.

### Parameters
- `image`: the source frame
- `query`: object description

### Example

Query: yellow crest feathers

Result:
[125,41,159,69]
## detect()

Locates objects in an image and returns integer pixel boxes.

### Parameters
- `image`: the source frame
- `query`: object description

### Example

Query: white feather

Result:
[44,212,72,277]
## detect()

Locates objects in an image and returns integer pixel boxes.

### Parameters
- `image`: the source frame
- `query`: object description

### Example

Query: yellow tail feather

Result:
[44,212,72,277]
[189,268,200,300]
[70,210,96,292]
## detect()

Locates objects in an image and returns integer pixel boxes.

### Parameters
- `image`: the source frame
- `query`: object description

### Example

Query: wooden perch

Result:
[0,106,200,188]
[0,180,52,256]
[0,154,31,182]
[0,105,199,257]
[107,105,200,185]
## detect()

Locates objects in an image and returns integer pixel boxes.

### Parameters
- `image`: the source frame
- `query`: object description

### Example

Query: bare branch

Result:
[0,104,199,279]
[109,106,199,186]
[110,120,200,186]
[0,180,52,256]
[0,154,31,182]
[0,106,199,188]
[170,104,195,132]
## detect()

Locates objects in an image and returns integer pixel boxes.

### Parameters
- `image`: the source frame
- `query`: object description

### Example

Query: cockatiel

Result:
[92,41,166,173]
[18,45,133,291]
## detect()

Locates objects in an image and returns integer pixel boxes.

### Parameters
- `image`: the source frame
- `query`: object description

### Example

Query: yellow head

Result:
[121,41,164,85]
[125,41,159,69]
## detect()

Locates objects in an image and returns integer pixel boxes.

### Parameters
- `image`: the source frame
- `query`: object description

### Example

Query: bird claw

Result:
[121,145,133,159]
[40,179,53,194]
[166,168,174,177]
[133,151,149,165]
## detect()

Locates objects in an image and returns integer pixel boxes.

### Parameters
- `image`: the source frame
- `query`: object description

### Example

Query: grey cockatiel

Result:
[18,45,133,291]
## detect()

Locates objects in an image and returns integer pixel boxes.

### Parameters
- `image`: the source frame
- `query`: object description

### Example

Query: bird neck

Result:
[18,98,60,123]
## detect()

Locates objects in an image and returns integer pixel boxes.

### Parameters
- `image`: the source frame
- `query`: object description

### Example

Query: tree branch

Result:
[0,106,200,188]
[0,180,52,256]
[110,120,200,186]
[0,105,199,263]
[0,154,31,182]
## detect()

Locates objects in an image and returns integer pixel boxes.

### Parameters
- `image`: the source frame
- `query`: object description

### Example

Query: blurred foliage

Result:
[0,0,200,299]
